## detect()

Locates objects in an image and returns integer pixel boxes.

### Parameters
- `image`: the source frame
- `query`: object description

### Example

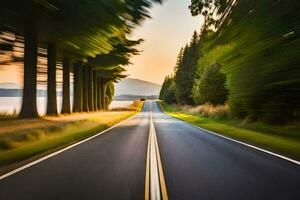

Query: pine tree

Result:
[175,31,200,105]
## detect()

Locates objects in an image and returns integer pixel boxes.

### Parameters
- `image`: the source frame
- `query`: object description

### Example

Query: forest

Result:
[160,0,300,124]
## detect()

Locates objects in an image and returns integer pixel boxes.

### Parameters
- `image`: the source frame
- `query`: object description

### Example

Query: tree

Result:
[189,0,230,30]
[61,58,71,114]
[175,31,200,105]
[193,63,228,105]
[46,44,58,116]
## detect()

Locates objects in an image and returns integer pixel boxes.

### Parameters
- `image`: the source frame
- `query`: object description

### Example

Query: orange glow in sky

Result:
[127,0,203,84]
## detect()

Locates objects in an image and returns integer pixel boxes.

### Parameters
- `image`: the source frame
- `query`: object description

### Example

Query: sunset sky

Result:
[128,0,203,84]
[0,0,203,86]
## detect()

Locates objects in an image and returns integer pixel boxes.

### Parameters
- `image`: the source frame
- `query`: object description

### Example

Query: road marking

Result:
[145,105,168,200]
[153,122,168,200]
[164,111,300,166]
[145,125,151,200]
[0,114,138,181]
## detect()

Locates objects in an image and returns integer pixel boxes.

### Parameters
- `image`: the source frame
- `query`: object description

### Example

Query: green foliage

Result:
[0,0,163,59]
[193,63,228,105]
[189,0,231,29]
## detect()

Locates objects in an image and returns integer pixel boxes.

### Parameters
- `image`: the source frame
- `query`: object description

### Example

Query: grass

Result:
[159,101,300,160]
[0,101,143,168]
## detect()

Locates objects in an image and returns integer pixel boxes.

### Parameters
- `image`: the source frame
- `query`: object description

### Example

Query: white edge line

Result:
[0,113,138,181]
[163,112,300,166]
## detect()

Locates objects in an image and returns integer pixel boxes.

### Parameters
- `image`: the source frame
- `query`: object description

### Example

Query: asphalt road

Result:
[0,101,300,200]
[152,102,300,200]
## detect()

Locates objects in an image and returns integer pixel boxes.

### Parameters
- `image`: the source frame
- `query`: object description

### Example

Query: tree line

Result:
[160,0,300,124]
[0,0,162,118]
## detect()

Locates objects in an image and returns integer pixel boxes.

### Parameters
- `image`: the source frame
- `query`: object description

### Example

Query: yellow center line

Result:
[153,124,168,200]
[145,103,168,200]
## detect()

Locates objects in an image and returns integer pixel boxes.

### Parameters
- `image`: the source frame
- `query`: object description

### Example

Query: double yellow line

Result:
[145,106,168,200]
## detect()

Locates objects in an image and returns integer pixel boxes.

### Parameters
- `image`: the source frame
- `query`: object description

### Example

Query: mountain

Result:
[115,78,161,96]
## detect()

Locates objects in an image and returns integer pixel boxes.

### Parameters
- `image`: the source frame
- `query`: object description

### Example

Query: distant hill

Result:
[115,78,161,96]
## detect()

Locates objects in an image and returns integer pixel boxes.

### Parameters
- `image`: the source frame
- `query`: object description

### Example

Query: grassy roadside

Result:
[159,102,300,160]
[0,101,143,169]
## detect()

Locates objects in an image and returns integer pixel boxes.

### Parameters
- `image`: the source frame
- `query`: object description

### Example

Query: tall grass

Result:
[0,101,144,167]
[179,104,229,119]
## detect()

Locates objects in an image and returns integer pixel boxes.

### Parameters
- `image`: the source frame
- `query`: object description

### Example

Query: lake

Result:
[0,97,133,115]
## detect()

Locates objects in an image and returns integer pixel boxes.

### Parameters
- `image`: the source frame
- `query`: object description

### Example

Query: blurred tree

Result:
[193,63,228,105]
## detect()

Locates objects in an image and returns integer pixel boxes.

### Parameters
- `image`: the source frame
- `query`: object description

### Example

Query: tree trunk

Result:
[105,96,109,110]
[97,78,101,110]
[73,63,83,112]
[61,58,71,114]
[88,66,94,111]
[46,43,58,116]
[73,64,79,112]
[82,66,89,112]
[20,22,38,118]
[100,80,107,110]
[93,71,98,111]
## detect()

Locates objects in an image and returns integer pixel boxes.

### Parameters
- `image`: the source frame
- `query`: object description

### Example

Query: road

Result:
[0,101,300,199]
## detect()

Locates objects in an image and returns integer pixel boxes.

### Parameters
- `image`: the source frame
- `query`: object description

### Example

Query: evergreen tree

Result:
[173,47,183,73]
[175,31,200,105]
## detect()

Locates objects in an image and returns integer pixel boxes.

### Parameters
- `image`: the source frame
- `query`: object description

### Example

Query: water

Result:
[0,97,132,115]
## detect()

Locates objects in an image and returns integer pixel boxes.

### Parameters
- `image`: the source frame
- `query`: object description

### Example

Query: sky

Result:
[128,0,203,84]
[0,0,203,86]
